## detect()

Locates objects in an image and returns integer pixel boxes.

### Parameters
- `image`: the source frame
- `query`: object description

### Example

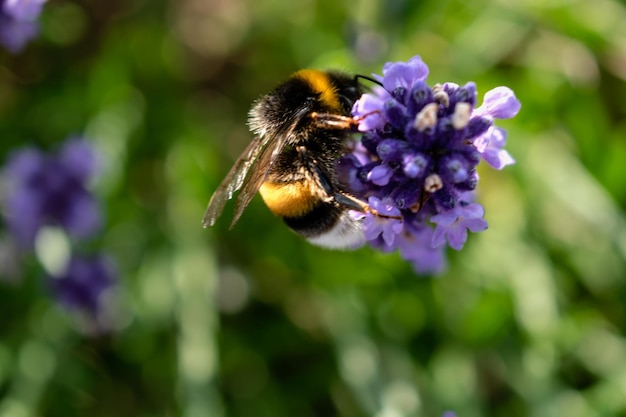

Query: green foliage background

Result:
[1,0,626,416]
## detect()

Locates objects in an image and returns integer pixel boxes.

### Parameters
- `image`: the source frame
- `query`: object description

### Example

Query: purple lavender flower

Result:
[49,254,116,316]
[2,138,102,249]
[343,55,520,274]
[0,0,48,52]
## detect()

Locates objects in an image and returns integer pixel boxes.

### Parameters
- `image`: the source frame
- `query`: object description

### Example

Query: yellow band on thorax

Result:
[294,69,341,112]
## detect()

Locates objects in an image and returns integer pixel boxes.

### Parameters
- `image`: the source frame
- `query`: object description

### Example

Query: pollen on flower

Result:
[452,102,471,129]
[424,174,443,192]
[414,103,439,131]
[432,84,450,107]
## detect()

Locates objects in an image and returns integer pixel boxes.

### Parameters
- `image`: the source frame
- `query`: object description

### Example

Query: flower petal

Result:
[431,226,447,248]
[380,56,429,91]
[367,164,393,186]
[475,87,521,119]
[447,226,468,250]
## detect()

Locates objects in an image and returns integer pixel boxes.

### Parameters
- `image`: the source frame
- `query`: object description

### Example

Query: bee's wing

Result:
[201,131,289,229]
[203,101,312,229]
[201,135,264,228]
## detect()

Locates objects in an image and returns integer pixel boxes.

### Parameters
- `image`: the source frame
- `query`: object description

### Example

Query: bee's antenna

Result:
[355,74,383,87]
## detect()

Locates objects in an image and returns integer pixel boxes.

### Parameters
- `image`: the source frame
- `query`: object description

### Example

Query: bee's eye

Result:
[345,86,360,97]
[338,93,356,111]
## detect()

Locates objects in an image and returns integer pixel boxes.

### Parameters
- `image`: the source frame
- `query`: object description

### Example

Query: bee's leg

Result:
[309,112,358,130]
[310,111,382,130]
[303,148,402,220]
[296,145,336,203]
[333,192,370,211]
[334,192,403,220]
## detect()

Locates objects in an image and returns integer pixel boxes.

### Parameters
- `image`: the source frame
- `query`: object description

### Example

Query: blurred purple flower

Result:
[0,0,47,52]
[342,55,520,274]
[2,138,102,249]
[49,254,116,316]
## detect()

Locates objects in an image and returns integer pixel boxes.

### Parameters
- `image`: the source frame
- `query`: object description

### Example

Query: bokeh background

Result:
[1,0,626,416]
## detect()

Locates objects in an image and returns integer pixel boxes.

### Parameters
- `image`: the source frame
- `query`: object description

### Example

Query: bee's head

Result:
[248,70,362,138]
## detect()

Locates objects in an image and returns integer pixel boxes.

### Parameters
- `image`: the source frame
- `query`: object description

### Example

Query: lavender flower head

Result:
[2,138,102,249]
[342,55,520,274]
[0,0,48,52]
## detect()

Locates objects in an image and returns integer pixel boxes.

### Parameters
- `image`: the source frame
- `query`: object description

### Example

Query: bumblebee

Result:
[202,69,388,248]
